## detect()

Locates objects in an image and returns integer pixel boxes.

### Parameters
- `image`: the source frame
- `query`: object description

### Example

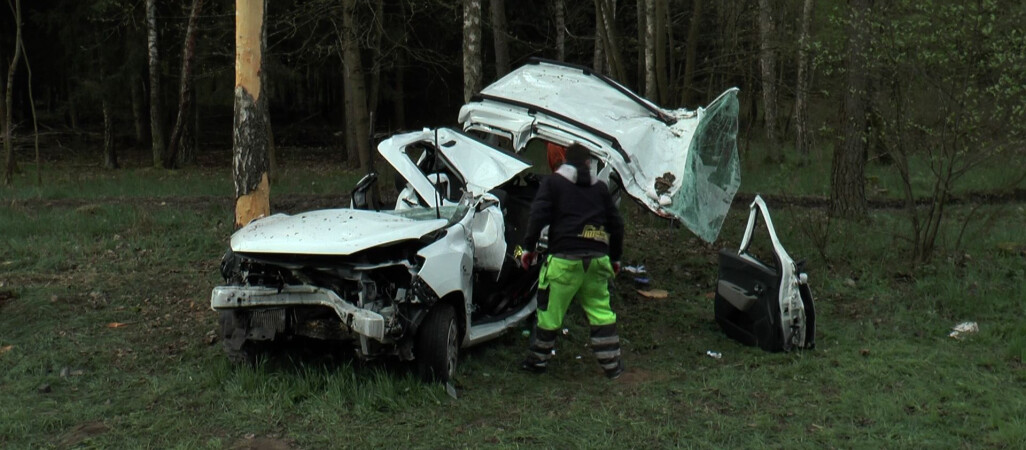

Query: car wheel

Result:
[416,304,459,382]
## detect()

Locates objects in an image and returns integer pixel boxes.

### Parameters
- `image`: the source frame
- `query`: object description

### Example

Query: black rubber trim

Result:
[525,57,677,125]
[470,93,632,164]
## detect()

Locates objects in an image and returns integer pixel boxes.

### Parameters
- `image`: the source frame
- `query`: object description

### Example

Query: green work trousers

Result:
[536,255,617,331]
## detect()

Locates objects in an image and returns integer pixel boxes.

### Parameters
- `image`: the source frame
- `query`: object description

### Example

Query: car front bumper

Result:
[210,285,386,340]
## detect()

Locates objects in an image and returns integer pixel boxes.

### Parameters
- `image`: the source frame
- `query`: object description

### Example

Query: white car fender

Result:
[415,221,474,311]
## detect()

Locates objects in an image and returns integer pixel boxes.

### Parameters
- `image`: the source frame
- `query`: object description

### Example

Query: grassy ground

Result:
[1,148,1025,448]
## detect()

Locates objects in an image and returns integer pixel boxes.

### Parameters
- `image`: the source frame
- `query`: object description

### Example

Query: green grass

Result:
[1,158,1025,448]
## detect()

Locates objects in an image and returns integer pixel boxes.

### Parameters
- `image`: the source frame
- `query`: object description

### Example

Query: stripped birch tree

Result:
[233,0,271,228]
[462,0,482,102]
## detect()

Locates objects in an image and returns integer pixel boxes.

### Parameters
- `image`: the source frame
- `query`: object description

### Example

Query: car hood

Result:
[378,128,531,206]
[459,59,740,243]
[230,209,448,256]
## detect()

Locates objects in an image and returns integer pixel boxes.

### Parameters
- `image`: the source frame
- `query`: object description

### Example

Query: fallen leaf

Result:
[859,348,870,356]
[637,289,669,299]
[0,345,13,356]
[106,322,131,328]
[704,292,715,299]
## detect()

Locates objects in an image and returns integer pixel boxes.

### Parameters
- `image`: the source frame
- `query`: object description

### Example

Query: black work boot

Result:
[521,326,558,374]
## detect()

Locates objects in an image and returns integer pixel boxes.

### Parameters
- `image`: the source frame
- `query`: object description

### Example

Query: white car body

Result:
[211,61,741,381]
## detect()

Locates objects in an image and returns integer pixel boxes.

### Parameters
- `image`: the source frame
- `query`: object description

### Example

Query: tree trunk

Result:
[637,0,646,90]
[653,0,669,104]
[596,0,627,84]
[463,0,483,102]
[491,0,510,78]
[369,0,384,121]
[165,0,205,169]
[829,0,872,219]
[3,0,23,186]
[757,0,781,162]
[794,0,816,162]
[393,51,406,129]
[147,0,167,168]
[233,0,271,228]
[102,97,118,169]
[681,0,702,106]
[131,74,146,146]
[643,0,656,100]
[342,0,373,174]
[592,1,605,73]
[554,0,566,61]
[16,11,39,184]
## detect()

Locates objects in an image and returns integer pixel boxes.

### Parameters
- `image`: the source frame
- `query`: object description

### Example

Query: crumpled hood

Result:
[231,209,448,256]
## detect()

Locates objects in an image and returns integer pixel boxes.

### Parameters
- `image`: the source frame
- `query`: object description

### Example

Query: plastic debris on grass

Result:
[637,289,669,299]
[623,265,647,275]
[706,350,722,359]
[949,321,979,339]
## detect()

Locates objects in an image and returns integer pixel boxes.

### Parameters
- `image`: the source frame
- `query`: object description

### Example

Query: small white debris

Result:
[706,350,722,359]
[949,321,979,339]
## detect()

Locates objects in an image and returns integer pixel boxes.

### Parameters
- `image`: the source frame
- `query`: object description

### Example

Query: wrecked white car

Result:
[211,60,741,382]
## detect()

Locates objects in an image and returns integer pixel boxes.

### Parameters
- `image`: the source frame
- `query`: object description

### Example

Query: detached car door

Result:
[459,58,741,243]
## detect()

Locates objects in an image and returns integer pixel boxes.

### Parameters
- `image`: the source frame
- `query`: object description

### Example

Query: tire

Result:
[416,304,459,382]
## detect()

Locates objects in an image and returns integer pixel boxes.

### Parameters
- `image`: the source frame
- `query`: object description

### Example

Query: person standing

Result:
[520,144,625,379]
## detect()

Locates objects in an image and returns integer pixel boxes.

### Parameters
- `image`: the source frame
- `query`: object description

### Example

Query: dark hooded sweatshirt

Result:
[523,163,624,261]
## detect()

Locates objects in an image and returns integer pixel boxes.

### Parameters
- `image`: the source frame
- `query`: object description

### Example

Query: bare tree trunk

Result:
[592,2,605,72]
[368,0,384,118]
[393,51,406,129]
[681,0,702,106]
[3,0,23,185]
[131,74,146,146]
[15,14,39,184]
[491,0,510,77]
[102,97,118,169]
[147,0,167,168]
[67,77,78,130]
[653,0,668,104]
[342,0,373,174]
[165,0,205,168]
[463,0,483,102]
[554,0,566,61]
[643,0,656,100]
[636,0,646,91]
[830,0,872,219]
[233,0,271,228]
[794,0,816,162]
[596,0,627,83]
[757,0,782,162]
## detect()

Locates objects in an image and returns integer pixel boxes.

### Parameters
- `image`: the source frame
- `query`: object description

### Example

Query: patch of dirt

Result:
[0,290,16,309]
[58,421,108,448]
[615,367,664,386]
[231,436,294,450]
